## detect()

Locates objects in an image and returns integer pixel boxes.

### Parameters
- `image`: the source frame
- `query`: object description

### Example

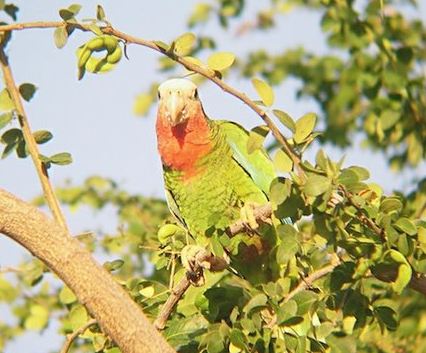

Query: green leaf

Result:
[19,83,37,102]
[252,78,274,106]
[276,224,298,264]
[139,286,155,298]
[96,4,106,21]
[0,89,14,111]
[59,9,75,21]
[269,177,291,206]
[386,249,412,294]
[24,305,49,330]
[103,259,124,271]
[347,166,370,181]
[294,112,317,144]
[394,217,417,236]
[1,128,22,145]
[0,278,18,301]
[133,93,153,116]
[69,305,88,330]
[293,290,317,315]
[380,110,400,131]
[173,32,196,56]
[244,293,267,313]
[273,148,293,172]
[246,125,269,154]
[207,52,235,71]
[304,174,331,197]
[327,334,356,353]
[229,329,247,350]
[380,197,403,214]
[50,152,73,165]
[88,23,103,36]
[16,139,28,158]
[33,130,53,144]
[273,109,295,133]
[374,306,398,331]
[0,112,12,130]
[54,26,68,49]
[68,4,82,15]
[59,286,77,304]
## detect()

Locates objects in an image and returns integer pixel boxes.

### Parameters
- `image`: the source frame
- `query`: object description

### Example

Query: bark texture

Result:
[0,188,175,353]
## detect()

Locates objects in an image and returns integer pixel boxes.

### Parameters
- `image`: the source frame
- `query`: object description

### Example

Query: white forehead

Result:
[158,78,197,96]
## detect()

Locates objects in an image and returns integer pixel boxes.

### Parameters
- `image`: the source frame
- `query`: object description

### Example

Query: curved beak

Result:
[165,92,186,126]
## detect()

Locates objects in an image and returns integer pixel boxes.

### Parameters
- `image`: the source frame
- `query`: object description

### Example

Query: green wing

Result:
[216,120,276,194]
[217,120,292,225]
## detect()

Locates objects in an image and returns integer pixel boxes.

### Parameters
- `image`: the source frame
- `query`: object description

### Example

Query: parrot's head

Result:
[157,78,202,127]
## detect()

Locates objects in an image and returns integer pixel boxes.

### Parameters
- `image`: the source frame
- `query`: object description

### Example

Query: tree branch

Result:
[284,258,341,303]
[0,46,68,230]
[154,275,191,330]
[59,318,97,353]
[0,21,303,176]
[0,188,175,353]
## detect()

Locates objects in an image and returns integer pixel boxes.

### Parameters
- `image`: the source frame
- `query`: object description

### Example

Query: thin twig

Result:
[0,46,68,230]
[0,21,304,177]
[339,186,385,241]
[59,318,97,353]
[284,257,341,303]
[0,265,21,273]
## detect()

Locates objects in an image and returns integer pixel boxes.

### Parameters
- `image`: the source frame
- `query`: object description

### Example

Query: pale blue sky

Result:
[0,1,425,352]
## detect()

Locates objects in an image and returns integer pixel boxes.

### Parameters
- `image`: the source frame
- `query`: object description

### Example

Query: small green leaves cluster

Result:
[238,0,426,169]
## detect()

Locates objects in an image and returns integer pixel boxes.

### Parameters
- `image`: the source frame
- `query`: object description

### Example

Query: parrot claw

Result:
[328,190,345,208]
[240,202,262,235]
[181,245,230,286]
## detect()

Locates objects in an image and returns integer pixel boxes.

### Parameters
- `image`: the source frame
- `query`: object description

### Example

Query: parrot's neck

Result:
[156,107,212,178]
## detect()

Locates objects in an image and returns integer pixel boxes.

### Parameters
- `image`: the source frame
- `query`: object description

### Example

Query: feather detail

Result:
[156,105,212,179]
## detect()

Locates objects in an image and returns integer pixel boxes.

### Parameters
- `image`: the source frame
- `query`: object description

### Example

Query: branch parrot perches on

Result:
[155,78,288,283]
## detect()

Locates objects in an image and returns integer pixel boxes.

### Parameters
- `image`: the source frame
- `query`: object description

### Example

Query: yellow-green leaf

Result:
[246,125,269,154]
[0,89,14,111]
[54,26,68,49]
[24,305,49,330]
[207,51,235,71]
[273,109,295,133]
[394,217,417,236]
[139,286,155,298]
[294,113,317,144]
[273,148,293,172]
[173,32,196,56]
[133,93,153,117]
[304,174,331,197]
[252,78,274,106]
[59,286,77,304]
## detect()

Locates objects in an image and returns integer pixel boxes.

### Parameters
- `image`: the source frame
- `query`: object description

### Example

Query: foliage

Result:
[0,1,426,353]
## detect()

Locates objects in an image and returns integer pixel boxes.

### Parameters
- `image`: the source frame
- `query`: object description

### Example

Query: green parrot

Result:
[156,78,288,283]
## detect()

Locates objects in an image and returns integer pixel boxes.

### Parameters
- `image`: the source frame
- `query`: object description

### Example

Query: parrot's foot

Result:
[181,245,229,286]
[240,202,272,235]
[328,190,344,208]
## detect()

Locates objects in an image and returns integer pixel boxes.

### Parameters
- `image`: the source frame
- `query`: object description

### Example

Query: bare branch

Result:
[0,188,175,353]
[59,318,97,353]
[0,47,68,230]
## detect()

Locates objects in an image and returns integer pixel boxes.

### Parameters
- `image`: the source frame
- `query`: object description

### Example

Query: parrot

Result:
[155,78,287,283]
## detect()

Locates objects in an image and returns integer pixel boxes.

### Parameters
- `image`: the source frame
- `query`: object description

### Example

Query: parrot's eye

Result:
[193,89,198,99]
[157,91,161,99]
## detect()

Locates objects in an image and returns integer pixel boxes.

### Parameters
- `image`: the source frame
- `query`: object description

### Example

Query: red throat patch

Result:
[156,104,212,178]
